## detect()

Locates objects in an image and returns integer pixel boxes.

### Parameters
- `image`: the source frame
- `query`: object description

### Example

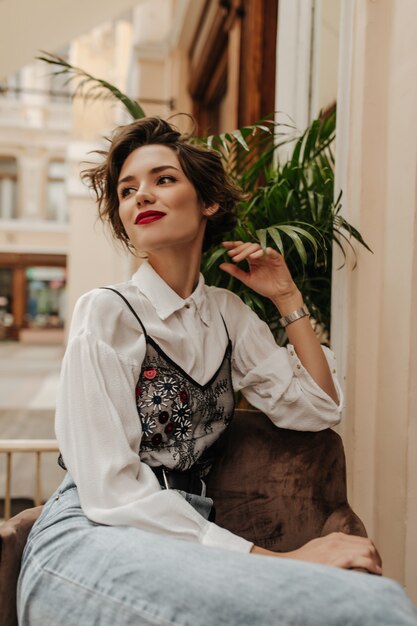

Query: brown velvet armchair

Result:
[0,409,366,626]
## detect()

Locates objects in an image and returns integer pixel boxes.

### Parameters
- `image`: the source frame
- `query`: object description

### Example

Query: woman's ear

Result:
[202,203,219,217]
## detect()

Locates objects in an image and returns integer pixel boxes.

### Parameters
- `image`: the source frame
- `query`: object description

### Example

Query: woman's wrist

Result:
[250,545,281,557]
[271,288,304,316]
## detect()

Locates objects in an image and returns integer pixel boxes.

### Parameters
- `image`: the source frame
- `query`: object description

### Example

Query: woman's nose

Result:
[135,187,155,206]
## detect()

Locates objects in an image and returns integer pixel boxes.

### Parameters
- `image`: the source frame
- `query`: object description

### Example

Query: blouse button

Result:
[296,364,301,370]
[184,303,191,309]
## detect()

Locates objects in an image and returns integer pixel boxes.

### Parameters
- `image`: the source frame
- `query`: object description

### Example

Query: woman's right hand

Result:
[250,532,383,575]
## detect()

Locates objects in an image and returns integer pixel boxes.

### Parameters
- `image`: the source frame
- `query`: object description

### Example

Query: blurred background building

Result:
[0,0,416,602]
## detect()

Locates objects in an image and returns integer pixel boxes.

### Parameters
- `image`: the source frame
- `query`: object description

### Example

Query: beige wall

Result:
[65,22,134,325]
[333,0,417,601]
[311,0,341,115]
[0,77,71,259]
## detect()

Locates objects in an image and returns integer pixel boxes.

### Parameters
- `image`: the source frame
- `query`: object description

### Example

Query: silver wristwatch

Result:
[278,304,310,328]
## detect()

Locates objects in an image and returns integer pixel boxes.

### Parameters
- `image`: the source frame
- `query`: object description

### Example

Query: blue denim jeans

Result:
[18,473,417,626]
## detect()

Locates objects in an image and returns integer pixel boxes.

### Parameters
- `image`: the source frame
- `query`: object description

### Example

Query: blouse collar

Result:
[132,261,210,325]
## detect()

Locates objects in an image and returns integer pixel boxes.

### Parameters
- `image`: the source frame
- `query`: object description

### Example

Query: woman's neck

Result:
[146,246,202,299]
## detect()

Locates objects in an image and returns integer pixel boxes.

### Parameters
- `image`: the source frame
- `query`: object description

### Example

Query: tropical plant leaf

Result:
[37,51,146,119]
[204,246,228,271]
[256,228,268,251]
[302,119,319,162]
[267,227,284,255]
[334,215,373,253]
[274,225,308,264]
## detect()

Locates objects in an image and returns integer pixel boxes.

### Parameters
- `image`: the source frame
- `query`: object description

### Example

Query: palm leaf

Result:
[37,51,146,119]
[204,246,228,271]
[267,227,284,255]
[256,228,268,251]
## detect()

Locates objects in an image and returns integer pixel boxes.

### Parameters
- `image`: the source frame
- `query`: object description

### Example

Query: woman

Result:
[18,118,417,625]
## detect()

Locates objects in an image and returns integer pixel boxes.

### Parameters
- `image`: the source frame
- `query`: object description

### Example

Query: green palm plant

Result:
[202,108,372,344]
[37,51,146,119]
[39,53,371,343]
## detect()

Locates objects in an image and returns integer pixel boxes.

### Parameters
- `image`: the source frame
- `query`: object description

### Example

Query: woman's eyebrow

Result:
[117,165,180,187]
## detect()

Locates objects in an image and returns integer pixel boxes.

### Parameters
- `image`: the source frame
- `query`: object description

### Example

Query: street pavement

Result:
[0,341,65,505]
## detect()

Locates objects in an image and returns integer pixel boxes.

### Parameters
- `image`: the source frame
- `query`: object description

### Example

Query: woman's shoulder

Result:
[74,281,131,315]
[70,280,145,343]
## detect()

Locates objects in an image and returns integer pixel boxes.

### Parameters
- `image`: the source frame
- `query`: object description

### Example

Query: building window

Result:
[26,266,66,329]
[0,267,13,338]
[46,160,67,222]
[0,157,18,220]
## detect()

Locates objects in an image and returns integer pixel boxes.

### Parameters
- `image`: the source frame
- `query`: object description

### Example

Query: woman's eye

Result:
[157,175,176,185]
[120,187,135,198]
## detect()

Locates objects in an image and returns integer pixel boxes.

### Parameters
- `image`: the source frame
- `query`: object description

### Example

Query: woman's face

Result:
[117,144,214,256]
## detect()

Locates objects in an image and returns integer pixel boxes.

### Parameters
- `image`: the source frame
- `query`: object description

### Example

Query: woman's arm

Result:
[56,289,253,553]
[220,244,380,572]
[250,533,383,575]
[220,241,338,403]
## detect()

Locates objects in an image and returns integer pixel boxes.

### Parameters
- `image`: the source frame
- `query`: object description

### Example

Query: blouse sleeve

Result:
[222,292,343,430]
[55,291,252,553]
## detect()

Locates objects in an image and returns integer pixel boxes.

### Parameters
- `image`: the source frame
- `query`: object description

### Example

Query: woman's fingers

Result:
[247,248,265,259]
[332,534,382,567]
[286,533,383,575]
[226,242,262,261]
[332,534,382,573]
[351,558,383,576]
[222,241,281,263]
[222,240,243,247]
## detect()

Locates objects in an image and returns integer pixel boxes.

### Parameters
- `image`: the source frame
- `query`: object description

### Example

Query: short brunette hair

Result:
[82,117,241,251]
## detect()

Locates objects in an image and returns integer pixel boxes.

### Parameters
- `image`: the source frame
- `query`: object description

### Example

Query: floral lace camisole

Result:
[104,288,235,473]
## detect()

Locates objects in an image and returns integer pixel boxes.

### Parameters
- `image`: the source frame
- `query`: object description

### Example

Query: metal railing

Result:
[0,439,59,521]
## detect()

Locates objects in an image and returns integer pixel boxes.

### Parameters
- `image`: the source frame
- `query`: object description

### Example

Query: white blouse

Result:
[55,261,343,553]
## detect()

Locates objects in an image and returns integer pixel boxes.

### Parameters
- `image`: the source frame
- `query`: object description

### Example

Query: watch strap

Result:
[279,304,310,328]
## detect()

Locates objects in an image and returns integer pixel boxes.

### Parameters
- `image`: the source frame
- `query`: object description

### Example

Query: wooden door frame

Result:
[188,0,278,131]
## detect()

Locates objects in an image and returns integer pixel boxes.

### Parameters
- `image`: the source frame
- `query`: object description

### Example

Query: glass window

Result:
[0,157,18,219]
[0,268,14,338]
[26,266,66,329]
[46,160,67,222]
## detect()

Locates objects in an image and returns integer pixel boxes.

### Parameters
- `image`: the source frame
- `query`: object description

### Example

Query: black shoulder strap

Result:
[219,313,231,343]
[101,287,148,338]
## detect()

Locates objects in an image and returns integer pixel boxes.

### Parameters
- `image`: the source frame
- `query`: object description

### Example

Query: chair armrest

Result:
[0,507,42,626]
[321,503,367,538]
[206,409,367,552]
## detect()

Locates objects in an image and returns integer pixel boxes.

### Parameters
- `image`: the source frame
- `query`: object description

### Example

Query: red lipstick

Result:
[135,210,166,225]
